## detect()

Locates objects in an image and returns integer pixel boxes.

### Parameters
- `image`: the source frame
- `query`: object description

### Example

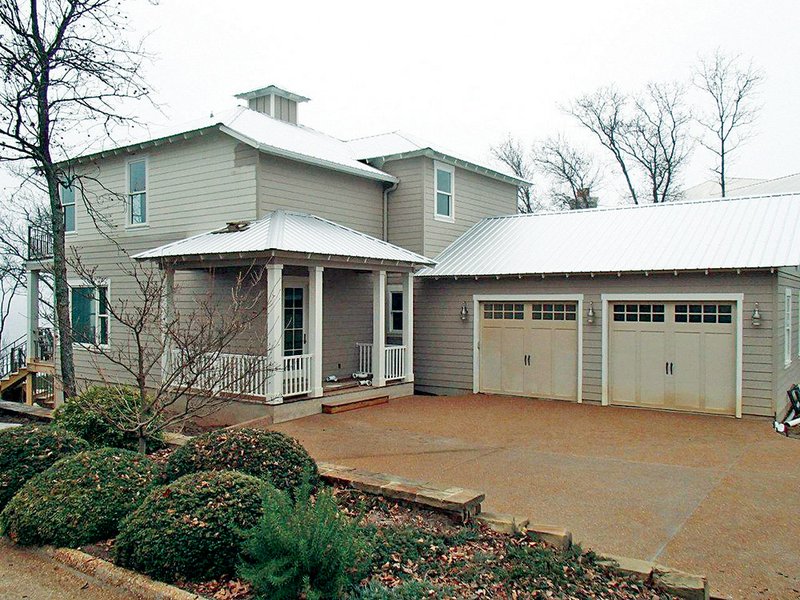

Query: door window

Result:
[674,304,732,324]
[483,303,524,320]
[532,303,577,321]
[283,287,304,356]
[613,304,665,322]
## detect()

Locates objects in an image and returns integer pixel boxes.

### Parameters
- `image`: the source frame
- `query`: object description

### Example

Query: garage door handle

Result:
[670,362,674,375]
[666,361,669,375]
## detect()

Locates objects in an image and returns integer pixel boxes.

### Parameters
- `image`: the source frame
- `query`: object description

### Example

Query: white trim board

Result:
[472,294,584,403]
[600,293,743,419]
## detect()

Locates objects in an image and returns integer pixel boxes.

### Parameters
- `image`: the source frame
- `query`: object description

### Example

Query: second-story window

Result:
[60,184,76,233]
[434,161,454,221]
[128,158,147,226]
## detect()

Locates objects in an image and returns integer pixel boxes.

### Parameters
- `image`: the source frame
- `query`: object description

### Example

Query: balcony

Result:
[27,226,53,261]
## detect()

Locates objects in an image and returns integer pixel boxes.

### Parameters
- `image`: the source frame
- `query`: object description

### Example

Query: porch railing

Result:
[356,343,406,381]
[1,335,27,379]
[283,354,312,397]
[27,226,53,261]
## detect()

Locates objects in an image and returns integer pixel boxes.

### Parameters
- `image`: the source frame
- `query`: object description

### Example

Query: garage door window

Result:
[674,304,732,324]
[532,303,576,321]
[613,304,665,322]
[484,303,524,320]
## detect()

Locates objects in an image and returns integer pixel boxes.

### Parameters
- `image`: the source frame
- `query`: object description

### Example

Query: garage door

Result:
[479,301,579,401]
[609,302,736,415]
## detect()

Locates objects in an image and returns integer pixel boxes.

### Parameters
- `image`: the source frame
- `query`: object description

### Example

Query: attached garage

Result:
[413,194,800,420]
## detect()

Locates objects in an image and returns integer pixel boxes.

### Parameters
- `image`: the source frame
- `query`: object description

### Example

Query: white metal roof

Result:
[133,210,434,265]
[69,107,397,184]
[417,194,800,278]
[345,131,530,186]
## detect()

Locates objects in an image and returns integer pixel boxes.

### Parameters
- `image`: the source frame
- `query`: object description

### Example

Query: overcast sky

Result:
[118,0,800,202]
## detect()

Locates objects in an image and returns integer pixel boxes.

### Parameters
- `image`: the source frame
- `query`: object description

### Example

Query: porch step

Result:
[0,399,54,420]
[322,394,389,414]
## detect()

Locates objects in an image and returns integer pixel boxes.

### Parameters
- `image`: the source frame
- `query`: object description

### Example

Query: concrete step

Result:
[322,394,388,414]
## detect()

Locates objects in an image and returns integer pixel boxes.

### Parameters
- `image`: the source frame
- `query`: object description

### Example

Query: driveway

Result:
[269,394,800,599]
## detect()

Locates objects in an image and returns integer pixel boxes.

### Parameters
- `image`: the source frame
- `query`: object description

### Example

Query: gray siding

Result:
[257,154,384,238]
[414,271,777,418]
[322,269,373,378]
[380,157,426,255]
[774,267,800,416]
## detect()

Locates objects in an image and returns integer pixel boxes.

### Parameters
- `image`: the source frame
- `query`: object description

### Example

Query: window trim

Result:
[60,183,77,234]
[126,157,149,228]
[433,161,455,223]
[68,279,111,349]
[387,285,403,334]
[785,287,792,368]
[797,290,800,359]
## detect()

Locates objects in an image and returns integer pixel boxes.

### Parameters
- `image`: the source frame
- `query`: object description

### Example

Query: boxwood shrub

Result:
[114,470,266,582]
[0,424,89,510]
[162,428,318,494]
[0,447,158,547]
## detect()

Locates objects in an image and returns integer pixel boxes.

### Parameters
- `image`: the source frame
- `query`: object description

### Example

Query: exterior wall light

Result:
[460,302,469,321]
[587,301,595,324]
[751,303,761,327]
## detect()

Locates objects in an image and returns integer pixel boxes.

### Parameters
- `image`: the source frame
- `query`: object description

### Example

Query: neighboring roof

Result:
[345,131,531,187]
[66,107,397,184]
[234,85,310,103]
[133,210,435,266]
[417,194,800,278]
[728,173,800,196]
[683,177,766,200]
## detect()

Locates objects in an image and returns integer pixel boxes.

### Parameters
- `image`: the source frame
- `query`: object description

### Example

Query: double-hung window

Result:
[434,161,454,221]
[60,184,76,233]
[71,284,109,346]
[127,159,147,226]
[785,288,792,367]
[388,289,403,334]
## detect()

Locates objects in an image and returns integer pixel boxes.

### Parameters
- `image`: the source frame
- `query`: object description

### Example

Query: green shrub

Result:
[114,470,266,583]
[53,385,161,450]
[352,580,454,599]
[0,424,89,510]
[239,481,368,600]
[162,428,318,494]
[0,447,158,547]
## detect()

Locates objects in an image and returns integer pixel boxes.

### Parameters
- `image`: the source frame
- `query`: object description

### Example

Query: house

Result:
[684,172,800,199]
[16,84,800,423]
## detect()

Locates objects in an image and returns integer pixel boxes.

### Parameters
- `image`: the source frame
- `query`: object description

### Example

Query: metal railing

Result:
[27,226,53,261]
[356,343,406,381]
[0,335,27,379]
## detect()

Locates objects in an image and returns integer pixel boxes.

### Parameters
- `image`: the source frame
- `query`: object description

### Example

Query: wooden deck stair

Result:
[322,394,389,414]
[0,368,29,393]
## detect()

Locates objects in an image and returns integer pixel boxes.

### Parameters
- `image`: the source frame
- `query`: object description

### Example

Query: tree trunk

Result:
[720,138,726,198]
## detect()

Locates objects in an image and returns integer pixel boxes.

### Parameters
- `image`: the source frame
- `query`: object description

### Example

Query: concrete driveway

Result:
[269,394,800,599]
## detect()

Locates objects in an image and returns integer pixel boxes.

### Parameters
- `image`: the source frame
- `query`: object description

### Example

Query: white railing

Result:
[356,343,406,381]
[283,353,312,397]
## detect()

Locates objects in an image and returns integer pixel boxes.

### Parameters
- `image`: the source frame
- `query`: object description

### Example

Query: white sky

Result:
[4,0,800,342]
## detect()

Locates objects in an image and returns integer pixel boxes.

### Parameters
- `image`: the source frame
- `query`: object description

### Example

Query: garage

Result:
[478,298,580,401]
[607,299,738,415]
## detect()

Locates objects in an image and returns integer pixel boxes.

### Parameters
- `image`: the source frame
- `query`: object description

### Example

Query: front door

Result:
[283,284,307,356]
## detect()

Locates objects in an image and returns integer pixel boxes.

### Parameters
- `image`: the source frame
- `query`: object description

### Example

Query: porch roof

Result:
[132,210,435,267]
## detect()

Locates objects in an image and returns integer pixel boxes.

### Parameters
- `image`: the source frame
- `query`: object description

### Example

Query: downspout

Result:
[382,179,399,241]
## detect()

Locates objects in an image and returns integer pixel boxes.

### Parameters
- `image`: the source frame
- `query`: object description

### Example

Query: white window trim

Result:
[433,161,455,223]
[386,285,403,334]
[797,290,800,359]
[785,287,792,368]
[60,183,77,235]
[68,279,111,349]
[126,156,149,228]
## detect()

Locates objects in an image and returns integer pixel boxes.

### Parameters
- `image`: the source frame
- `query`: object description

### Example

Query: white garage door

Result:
[609,302,737,415]
[479,301,579,401]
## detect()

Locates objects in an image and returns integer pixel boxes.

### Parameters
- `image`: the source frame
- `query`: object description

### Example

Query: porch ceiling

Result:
[132,210,434,269]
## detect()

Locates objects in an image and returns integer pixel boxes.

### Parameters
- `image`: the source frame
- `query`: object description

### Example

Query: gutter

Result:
[382,180,399,241]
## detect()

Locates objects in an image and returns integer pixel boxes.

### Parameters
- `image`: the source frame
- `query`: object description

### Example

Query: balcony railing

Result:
[27,226,53,261]
[356,343,406,381]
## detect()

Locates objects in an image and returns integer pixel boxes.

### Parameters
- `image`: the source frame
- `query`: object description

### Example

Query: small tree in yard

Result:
[69,256,274,453]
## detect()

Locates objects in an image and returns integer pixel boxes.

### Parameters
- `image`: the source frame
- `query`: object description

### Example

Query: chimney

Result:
[235,85,310,125]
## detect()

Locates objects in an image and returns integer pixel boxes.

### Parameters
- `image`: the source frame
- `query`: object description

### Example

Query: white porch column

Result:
[26,269,39,363]
[308,266,324,398]
[402,271,414,383]
[266,263,284,404]
[160,266,175,381]
[372,270,387,387]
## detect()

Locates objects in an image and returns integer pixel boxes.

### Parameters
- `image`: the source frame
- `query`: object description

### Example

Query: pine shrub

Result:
[0,424,89,510]
[0,447,158,547]
[239,481,368,600]
[114,470,266,583]
[162,428,318,494]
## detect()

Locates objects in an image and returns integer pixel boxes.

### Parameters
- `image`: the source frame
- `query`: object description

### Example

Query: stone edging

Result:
[41,546,208,600]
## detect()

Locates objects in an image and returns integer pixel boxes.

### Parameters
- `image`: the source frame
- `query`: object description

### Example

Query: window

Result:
[675,303,732,324]
[798,291,800,358]
[127,159,147,225]
[388,290,403,333]
[483,303,524,320]
[434,161,454,221]
[532,303,576,321]
[613,304,665,322]
[71,284,109,346]
[785,288,792,367]
[284,287,304,356]
[60,184,76,233]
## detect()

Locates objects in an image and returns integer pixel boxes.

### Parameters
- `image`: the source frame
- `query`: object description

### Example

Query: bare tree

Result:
[69,256,275,453]
[569,87,640,204]
[0,0,151,398]
[534,136,600,210]
[621,83,691,203]
[491,135,539,213]
[695,50,763,197]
